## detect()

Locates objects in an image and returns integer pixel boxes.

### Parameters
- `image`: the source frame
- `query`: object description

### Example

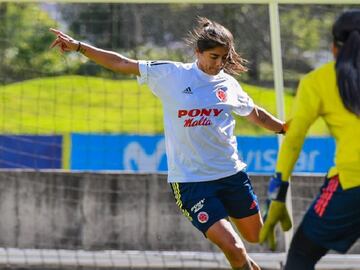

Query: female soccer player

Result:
[260,9,360,270]
[51,17,287,270]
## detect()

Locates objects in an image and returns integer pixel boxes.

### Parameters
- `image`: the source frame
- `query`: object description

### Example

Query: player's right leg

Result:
[206,218,256,269]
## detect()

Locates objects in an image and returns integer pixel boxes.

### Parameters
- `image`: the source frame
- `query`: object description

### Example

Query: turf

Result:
[0,75,329,135]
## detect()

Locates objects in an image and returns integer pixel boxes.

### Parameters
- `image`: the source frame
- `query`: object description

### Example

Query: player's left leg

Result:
[219,171,262,243]
[285,175,360,269]
[231,212,262,243]
[230,213,262,270]
[284,224,328,270]
[218,171,262,270]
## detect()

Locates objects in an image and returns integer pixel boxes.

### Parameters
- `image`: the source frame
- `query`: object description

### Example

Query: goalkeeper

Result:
[260,9,360,270]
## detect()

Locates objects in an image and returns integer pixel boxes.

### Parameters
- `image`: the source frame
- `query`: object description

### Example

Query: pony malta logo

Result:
[178,108,223,127]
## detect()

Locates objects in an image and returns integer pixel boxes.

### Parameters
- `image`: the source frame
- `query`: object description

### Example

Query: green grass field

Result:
[0,75,329,135]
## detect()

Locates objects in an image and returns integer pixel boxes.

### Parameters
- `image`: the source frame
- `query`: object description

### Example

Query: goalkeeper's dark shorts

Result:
[170,170,259,235]
[301,175,360,253]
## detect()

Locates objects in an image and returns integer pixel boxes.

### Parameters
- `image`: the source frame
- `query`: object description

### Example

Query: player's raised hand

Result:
[49,28,79,53]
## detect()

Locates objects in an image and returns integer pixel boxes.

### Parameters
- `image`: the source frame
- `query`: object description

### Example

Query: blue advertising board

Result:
[70,134,335,174]
[0,135,62,169]
[71,134,167,171]
[237,136,335,173]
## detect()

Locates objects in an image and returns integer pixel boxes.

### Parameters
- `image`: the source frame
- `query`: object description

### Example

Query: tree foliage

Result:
[59,3,337,86]
[0,3,74,84]
[1,3,353,86]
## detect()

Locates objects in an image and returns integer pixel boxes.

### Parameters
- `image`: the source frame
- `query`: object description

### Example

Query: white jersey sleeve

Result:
[137,60,181,99]
[230,78,255,116]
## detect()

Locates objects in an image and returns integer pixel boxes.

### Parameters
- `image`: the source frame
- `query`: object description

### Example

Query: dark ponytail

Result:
[333,10,360,116]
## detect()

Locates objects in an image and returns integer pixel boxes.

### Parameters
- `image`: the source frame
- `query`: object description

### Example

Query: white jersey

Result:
[137,61,254,183]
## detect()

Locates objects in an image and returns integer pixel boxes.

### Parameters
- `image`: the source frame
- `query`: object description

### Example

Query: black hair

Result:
[186,17,248,75]
[333,9,360,116]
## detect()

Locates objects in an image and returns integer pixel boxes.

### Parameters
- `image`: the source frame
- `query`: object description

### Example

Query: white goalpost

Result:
[0,0,359,269]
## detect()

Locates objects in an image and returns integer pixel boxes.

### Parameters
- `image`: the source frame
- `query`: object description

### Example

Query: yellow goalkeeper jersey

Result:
[276,61,360,190]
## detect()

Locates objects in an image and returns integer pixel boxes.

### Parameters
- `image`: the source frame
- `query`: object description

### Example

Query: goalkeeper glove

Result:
[259,172,292,251]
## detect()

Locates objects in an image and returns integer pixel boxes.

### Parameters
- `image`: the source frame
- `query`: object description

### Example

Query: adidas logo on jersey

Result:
[182,87,193,94]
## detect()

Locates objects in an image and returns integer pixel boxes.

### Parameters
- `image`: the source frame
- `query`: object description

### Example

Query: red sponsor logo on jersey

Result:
[177,108,223,128]
[216,89,227,102]
[197,211,209,224]
[184,117,211,127]
[178,108,223,118]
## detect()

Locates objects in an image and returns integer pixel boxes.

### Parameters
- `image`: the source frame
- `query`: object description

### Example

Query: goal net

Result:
[0,1,359,269]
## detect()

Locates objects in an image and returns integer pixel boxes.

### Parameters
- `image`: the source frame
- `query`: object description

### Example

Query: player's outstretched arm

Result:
[49,28,140,76]
[245,106,288,134]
